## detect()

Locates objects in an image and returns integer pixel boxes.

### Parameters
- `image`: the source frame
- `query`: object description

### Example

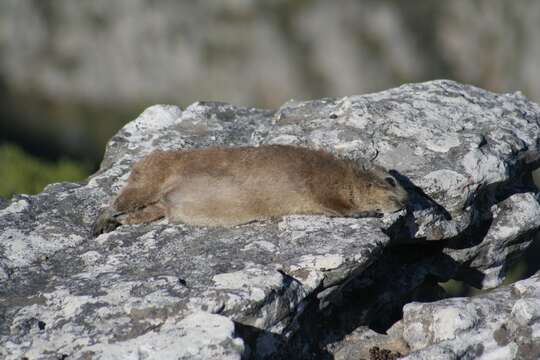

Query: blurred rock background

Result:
[1,0,540,194]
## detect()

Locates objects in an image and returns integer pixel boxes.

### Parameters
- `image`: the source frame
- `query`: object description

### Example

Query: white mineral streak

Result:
[82,312,244,360]
[212,267,284,303]
[0,198,30,215]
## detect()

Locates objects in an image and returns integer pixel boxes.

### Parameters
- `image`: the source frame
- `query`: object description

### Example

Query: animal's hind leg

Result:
[122,203,167,224]
[113,186,158,214]
[93,203,166,236]
[93,207,122,236]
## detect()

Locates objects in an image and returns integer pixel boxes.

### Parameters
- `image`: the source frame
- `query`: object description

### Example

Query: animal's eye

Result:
[385,177,396,187]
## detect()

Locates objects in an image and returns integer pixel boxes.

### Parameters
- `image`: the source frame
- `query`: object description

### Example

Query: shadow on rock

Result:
[235,322,333,360]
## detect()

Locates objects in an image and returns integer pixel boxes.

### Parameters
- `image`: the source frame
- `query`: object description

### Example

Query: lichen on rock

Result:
[1,80,540,359]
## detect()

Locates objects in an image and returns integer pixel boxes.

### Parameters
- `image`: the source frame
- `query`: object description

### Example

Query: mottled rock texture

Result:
[402,271,540,359]
[1,80,540,359]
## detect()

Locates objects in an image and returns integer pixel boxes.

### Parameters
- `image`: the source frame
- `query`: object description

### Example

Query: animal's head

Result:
[350,164,409,214]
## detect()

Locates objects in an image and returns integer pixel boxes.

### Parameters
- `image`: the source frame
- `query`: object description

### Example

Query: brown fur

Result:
[93,145,408,235]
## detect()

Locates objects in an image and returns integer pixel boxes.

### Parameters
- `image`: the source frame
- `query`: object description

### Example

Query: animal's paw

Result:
[92,208,122,237]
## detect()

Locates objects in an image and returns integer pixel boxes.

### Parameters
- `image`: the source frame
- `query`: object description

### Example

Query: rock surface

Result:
[1,80,540,359]
[402,270,540,359]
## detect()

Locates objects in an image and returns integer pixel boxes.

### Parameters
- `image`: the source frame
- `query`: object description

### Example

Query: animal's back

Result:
[93,144,407,235]
[163,145,348,226]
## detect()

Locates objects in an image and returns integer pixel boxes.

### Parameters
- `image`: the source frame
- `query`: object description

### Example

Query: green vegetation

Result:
[0,143,89,199]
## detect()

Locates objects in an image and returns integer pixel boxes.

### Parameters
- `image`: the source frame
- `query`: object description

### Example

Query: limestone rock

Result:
[444,192,540,289]
[1,80,539,359]
[0,103,390,359]
[402,271,540,359]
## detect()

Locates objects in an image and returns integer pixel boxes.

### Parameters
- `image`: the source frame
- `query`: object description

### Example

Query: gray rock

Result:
[1,80,540,359]
[266,82,539,218]
[402,271,540,360]
[0,102,391,359]
[445,192,540,289]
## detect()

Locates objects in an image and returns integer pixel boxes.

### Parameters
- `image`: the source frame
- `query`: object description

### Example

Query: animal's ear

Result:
[384,177,396,187]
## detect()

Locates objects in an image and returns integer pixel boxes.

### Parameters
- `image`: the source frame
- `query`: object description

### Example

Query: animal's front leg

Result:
[113,186,158,214]
[122,202,166,224]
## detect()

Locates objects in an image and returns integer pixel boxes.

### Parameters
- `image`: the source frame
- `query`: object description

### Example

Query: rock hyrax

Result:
[93,145,408,235]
